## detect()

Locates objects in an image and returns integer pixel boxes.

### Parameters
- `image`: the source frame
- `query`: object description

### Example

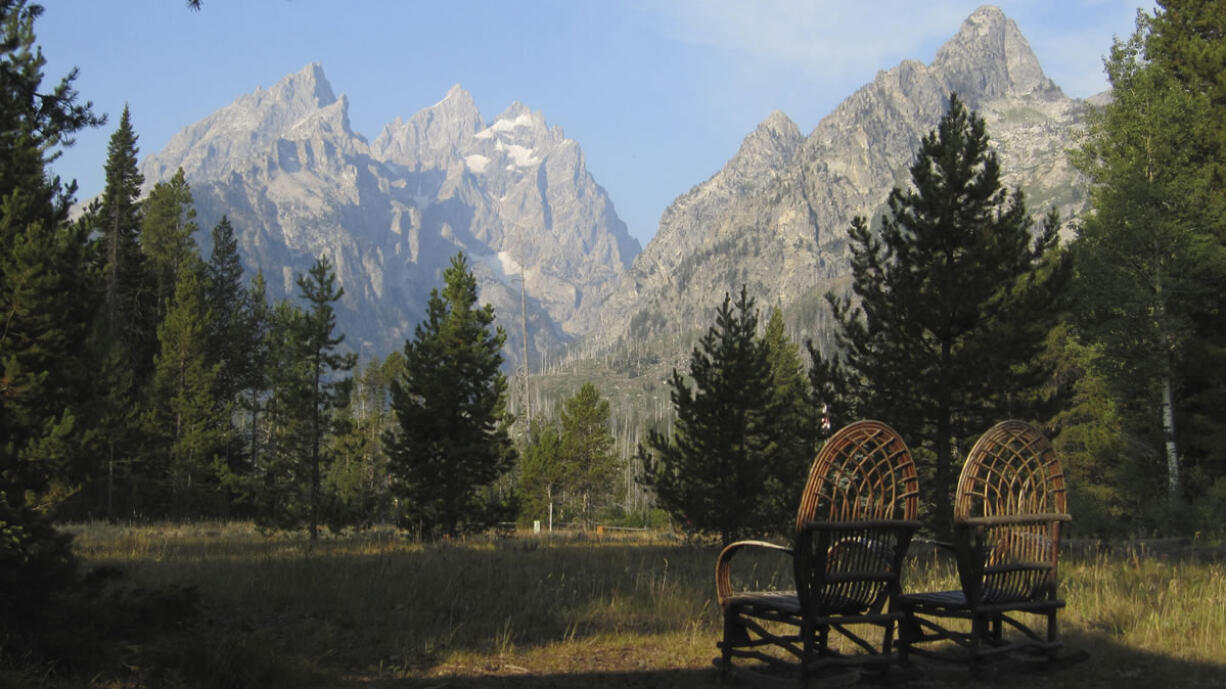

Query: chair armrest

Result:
[715,540,792,607]
[796,519,924,534]
[958,513,1072,527]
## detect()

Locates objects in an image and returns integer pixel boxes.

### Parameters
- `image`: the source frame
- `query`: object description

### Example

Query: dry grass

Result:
[60,522,1226,688]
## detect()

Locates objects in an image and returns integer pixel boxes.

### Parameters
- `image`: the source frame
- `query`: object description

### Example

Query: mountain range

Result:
[139,5,1092,368]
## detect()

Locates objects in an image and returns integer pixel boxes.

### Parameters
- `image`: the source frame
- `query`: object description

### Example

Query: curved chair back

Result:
[793,420,921,616]
[954,420,1070,604]
[796,419,919,529]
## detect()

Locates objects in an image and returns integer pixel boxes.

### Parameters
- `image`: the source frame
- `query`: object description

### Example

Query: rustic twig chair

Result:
[715,420,921,682]
[898,420,1073,665]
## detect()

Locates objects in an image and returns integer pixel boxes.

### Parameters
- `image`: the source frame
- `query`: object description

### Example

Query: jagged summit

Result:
[372,84,482,170]
[590,4,1088,351]
[138,66,639,363]
[271,62,337,109]
[141,63,347,186]
[934,5,1060,101]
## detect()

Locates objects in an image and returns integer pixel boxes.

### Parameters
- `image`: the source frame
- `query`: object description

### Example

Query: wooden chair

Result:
[898,420,1073,665]
[715,420,921,682]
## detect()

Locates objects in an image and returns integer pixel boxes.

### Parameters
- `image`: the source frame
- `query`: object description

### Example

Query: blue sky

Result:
[39,0,1143,246]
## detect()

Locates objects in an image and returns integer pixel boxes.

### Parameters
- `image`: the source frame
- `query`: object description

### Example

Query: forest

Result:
[2,0,1224,685]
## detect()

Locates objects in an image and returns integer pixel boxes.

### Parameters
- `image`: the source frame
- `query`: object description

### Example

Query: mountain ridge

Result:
[141,65,640,364]
[586,4,1090,353]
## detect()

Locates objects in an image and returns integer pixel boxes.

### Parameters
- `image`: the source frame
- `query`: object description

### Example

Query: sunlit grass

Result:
[63,522,1226,687]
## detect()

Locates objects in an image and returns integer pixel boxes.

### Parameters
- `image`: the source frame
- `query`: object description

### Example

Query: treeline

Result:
[639,3,1226,542]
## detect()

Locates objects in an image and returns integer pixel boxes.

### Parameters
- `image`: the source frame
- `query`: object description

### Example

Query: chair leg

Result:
[969,614,986,664]
[1046,610,1059,660]
[719,609,739,677]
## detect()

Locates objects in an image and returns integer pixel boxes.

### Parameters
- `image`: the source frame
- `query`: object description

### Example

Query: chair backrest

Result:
[796,419,920,530]
[793,420,920,615]
[954,420,1070,604]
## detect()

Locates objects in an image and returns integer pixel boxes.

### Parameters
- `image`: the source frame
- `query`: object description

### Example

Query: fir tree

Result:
[196,215,249,474]
[325,355,397,531]
[641,287,782,545]
[140,166,197,324]
[386,252,517,538]
[1073,14,1223,509]
[95,105,151,370]
[762,306,815,506]
[295,255,356,540]
[519,419,565,529]
[558,382,619,528]
[829,94,1069,536]
[0,0,104,648]
[147,262,224,517]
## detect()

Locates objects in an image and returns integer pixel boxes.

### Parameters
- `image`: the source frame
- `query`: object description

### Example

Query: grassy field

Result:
[45,523,1226,688]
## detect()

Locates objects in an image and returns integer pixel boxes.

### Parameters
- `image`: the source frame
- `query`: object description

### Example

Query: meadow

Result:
[53,522,1226,688]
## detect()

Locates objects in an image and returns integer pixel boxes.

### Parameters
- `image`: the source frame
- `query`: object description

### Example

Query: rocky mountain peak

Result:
[933,5,1059,102]
[141,63,347,188]
[372,83,482,170]
[723,109,803,181]
[270,62,337,111]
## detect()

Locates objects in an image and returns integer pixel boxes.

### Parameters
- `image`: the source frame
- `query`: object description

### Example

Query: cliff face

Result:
[591,6,1089,350]
[141,66,639,363]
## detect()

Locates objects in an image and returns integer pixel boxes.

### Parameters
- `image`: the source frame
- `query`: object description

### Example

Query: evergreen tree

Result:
[204,216,247,400]
[641,287,782,545]
[237,270,272,475]
[762,307,815,507]
[95,105,152,372]
[195,215,249,475]
[249,300,311,530]
[829,94,1069,536]
[386,252,517,538]
[0,0,104,648]
[146,261,225,517]
[519,419,564,528]
[140,167,197,325]
[558,382,619,528]
[325,355,398,531]
[1073,15,1223,509]
[295,255,356,540]
[1144,0,1226,517]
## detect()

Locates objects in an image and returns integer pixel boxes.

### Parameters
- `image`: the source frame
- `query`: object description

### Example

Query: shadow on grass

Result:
[75,535,1226,688]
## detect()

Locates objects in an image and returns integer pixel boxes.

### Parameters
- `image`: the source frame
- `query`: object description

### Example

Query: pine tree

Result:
[558,382,619,528]
[641,287,782,545]
[95,105,151,371]
[1144,0,1226,516]
[762,306,815,509]
[1073,17,1222,509]
[295,255,356,540]
[244,300,311,529]
[386,252,517,538]
[194,215,249,475]
[519,419,564,529]
[140,167,198,324]
[829,94,1069,536]
[0,0,104,646]
[146,262,224,517]
[326,355,396,531]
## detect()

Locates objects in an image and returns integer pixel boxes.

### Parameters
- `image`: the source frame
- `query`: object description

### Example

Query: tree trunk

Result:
[1161,375,1180,500]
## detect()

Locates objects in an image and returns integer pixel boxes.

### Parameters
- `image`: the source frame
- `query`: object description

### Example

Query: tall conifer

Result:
[642,287,782,545]
[830,94,1068,535]
[296,255,356,540]
[0,0,104,645]
[386,252,517,538]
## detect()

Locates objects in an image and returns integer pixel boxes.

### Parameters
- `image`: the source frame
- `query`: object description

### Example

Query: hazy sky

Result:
[39,0,1143,246]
